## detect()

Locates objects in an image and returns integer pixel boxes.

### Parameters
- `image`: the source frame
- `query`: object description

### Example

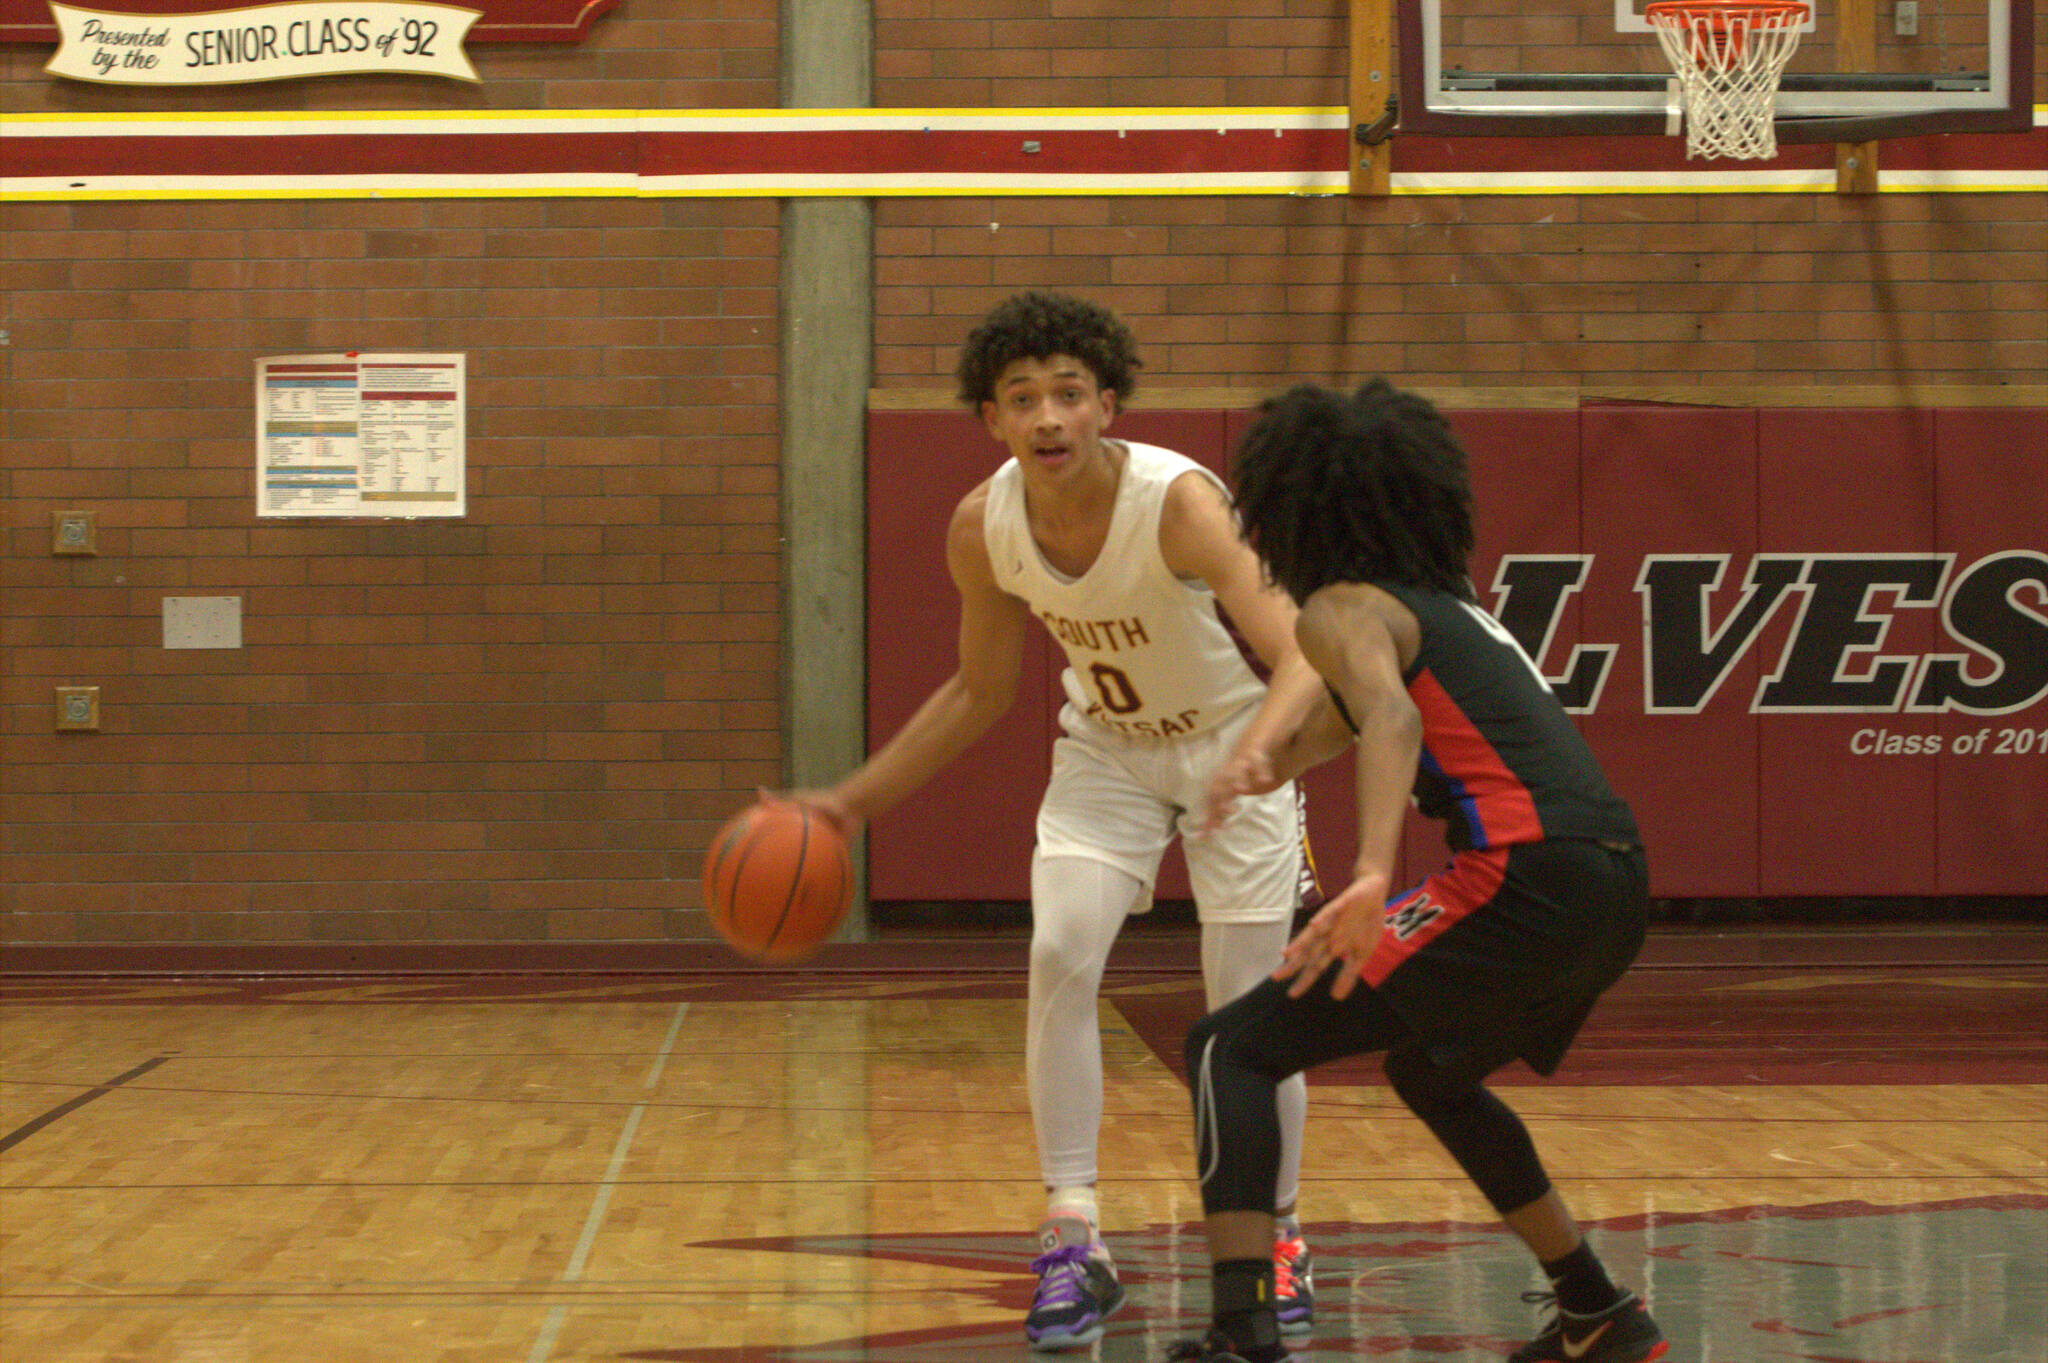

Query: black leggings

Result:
[1186,838,1645,1219]
[1186,973,1554,1217]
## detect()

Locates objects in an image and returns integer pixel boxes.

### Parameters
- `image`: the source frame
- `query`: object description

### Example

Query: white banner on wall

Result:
[45,1,480,84]
[257,353,467,518]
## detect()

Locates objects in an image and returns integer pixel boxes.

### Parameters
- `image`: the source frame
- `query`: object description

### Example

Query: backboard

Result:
[1396,0,2033,141]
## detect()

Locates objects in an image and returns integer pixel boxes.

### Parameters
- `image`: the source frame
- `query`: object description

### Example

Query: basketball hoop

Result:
[1645,0,1809,160]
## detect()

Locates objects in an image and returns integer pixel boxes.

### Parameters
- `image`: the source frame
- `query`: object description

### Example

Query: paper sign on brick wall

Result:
[44,0,479,83]
[257,353,467,518]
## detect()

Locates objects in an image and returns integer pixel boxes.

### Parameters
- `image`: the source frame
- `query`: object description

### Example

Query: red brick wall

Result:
[868,1,2042,390]
[870,192,2046,391]
[3,197,781,947]
[2,0,2042,951]
[874,0,2043,108]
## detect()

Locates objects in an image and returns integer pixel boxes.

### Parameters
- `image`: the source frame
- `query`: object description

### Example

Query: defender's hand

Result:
[1274,872,1389,1000]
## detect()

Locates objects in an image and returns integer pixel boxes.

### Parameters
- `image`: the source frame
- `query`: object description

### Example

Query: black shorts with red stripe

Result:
[1368,837,1649,1077]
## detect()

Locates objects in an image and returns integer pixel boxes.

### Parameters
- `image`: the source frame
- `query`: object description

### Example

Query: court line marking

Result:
[0,1056,171,1153]
[526,1002,689,1363]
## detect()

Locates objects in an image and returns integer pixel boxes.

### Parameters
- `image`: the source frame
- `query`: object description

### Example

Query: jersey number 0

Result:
[1088,662,1143,715]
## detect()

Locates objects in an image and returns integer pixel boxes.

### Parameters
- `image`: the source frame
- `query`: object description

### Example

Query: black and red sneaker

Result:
[1507,1290,1668,1363]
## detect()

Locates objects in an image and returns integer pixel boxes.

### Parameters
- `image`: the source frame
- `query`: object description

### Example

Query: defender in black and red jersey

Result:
[1162,380,1667,1363]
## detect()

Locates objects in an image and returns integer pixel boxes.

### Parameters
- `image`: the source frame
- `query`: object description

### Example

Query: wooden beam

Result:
[1836,142,1880,193]
[1834,0,1879,193]
[1349,0,1393,196]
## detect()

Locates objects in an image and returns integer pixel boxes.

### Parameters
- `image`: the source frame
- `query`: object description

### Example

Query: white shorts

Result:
[1036,702,1308,924]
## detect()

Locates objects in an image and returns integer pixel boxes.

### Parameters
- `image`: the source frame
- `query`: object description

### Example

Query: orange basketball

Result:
[702,800,852,962]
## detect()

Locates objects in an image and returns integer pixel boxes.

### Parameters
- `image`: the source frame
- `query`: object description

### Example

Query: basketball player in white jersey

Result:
[793,292,1327,1350]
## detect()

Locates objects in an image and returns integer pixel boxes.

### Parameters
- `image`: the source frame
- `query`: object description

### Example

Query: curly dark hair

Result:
[1230,378,1475,604]
[953,291,1142,408]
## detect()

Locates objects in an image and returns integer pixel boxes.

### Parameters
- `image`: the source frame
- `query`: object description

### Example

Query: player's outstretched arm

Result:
[1248,695,1358,789]
[1159,469,1330,829]
[794,487,1030,834]
[1277,584,1424,997]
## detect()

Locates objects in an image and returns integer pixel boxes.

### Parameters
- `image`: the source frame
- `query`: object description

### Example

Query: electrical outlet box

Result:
[52,510,97,556]
[56,686,101,731]
[163,596,244,650]
[1895,1,1919,36]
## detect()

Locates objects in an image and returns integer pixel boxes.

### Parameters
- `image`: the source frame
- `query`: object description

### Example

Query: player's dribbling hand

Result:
[771,788,862,838]
[1274,871,1388,1000]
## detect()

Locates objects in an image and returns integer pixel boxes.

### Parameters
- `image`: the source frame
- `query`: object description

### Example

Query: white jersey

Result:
[984,440,1266,741]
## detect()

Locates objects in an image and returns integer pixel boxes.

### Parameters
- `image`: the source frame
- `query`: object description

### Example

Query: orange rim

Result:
[1644,0,1809,27]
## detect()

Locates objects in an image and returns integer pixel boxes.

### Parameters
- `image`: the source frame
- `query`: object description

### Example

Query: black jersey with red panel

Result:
[1347,581,1640,854]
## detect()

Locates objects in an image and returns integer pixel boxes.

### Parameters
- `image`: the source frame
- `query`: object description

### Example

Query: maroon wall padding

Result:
[866,405,2047,902]
[1443,408,1588,891]
[1579,405,1765,896]
[864,409,1051,900]
[1931,409,2048,895]
[1756,409,1941,895]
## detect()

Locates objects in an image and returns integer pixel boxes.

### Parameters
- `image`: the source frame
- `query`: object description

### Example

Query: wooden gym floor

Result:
[3,923,2044,1362]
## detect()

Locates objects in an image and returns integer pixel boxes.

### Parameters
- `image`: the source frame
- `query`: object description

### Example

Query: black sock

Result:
[1540,1242,1624,1317]
[1212,1258,1285,1361]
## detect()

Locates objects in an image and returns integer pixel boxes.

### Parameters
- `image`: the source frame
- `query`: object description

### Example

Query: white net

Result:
[1646,2,1809,160]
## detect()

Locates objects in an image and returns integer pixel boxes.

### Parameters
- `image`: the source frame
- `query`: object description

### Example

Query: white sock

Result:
[1047,1184,1100,1233]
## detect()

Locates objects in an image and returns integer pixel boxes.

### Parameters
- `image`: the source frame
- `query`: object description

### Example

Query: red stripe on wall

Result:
[2,129,1336,181]
[5,125,2039,182]
[2,132,641,178]
[639,128,1342,177]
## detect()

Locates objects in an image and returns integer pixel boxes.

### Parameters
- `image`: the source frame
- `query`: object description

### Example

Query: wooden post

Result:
[1349,0,1393,196]
[1835,0,1879,193]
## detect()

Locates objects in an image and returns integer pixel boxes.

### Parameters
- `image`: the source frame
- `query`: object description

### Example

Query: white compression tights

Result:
[1027,854,1306,1211]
